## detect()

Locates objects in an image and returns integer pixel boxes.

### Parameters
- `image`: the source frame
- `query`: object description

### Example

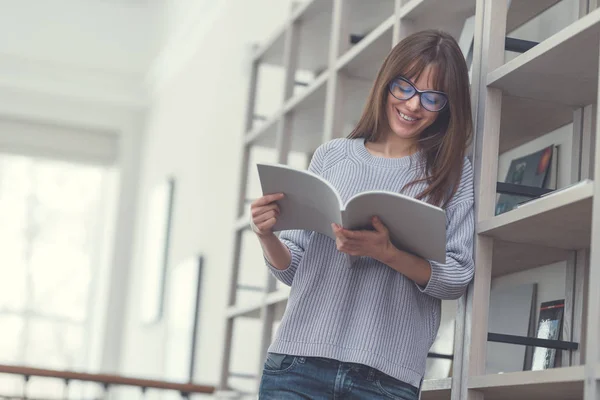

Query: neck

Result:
[367,132,418,158]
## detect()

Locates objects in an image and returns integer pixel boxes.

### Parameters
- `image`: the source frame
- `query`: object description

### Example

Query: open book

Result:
[257,163,447,263]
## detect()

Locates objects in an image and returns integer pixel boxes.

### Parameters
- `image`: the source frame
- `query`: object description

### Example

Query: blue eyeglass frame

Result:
[388,76,449,112]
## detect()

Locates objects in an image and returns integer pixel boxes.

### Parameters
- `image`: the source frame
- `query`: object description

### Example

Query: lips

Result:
[396,107,420,122]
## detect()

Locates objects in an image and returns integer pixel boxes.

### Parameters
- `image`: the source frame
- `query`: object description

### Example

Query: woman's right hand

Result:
[250,193,284,237]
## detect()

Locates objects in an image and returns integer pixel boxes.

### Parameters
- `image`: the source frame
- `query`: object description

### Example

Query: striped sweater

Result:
[264,137,475,388]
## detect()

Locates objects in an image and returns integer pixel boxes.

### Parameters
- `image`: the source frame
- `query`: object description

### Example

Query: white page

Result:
[343,191,446,263]
[257,163,343,239]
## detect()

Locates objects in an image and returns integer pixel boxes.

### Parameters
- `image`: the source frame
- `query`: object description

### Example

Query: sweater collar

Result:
[351,138,424,169]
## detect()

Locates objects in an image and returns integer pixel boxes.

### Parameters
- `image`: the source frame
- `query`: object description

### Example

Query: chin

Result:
[389,122,424,141]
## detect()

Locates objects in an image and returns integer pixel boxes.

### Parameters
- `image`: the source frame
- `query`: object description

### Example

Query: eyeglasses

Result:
[388,76,448,112]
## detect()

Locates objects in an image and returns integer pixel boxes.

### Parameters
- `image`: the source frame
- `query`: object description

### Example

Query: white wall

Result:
[119,0,294,393]
[0,0,161,108]
[0,0,160,73]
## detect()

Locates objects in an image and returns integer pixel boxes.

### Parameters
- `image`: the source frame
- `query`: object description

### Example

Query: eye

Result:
[396,80,413,93]
[423,93,444,106]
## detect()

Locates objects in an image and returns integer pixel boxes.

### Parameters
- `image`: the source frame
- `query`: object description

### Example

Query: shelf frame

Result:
[222,0,600,398]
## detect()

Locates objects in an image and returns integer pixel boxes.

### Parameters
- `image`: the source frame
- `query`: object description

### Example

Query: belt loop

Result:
[298,356,306,364]
[367,368,375,382]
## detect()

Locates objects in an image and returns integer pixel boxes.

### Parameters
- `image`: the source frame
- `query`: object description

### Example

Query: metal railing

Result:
[0,364,215,400]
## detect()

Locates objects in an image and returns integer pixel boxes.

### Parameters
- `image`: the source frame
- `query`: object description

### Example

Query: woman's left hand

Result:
[331,216,393,262]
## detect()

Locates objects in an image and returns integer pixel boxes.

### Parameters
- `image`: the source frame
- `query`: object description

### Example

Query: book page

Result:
[257,163,343,239]
[343,191,446,263]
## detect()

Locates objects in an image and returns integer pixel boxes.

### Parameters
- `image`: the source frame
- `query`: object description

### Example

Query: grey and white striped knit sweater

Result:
[264,137,475,388]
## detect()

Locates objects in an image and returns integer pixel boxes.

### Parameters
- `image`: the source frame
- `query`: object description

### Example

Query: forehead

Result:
[404,64,439,91]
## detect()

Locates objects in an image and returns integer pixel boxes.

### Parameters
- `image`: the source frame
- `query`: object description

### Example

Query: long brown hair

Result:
[348,29,473,208]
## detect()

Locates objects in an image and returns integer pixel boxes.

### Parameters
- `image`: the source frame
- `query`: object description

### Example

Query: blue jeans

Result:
[258,353,420,399]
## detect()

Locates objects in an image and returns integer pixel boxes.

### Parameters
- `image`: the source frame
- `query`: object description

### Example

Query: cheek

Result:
[421,112,438,128]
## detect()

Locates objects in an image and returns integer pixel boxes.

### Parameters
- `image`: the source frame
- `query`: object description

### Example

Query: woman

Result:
[250,29,475,399]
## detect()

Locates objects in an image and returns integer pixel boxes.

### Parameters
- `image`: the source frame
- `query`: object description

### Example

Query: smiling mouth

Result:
[396,107,419,122]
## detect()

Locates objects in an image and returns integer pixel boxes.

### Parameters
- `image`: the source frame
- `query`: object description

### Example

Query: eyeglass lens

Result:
[390,78,447,112]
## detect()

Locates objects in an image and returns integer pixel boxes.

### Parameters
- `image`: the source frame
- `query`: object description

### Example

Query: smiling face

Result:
[385,64,441,144]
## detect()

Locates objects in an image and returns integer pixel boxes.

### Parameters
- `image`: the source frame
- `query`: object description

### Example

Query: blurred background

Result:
[0,0,588,399]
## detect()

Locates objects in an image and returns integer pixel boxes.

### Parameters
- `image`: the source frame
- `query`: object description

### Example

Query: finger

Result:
[256,217,277,232]
[252,203,279,218]
[252,193,284,207]
[254,209,278,224]
[372,216,388,233]
[340,229,365,240]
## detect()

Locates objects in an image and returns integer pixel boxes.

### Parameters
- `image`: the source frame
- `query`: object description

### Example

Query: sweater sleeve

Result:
[264,142,329,286]
[416,158,475,300]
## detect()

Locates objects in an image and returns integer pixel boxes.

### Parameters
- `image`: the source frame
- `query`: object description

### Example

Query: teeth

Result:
[398,109,416,121]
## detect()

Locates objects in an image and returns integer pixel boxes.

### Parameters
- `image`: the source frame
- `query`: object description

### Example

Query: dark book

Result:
[530,299,565,370]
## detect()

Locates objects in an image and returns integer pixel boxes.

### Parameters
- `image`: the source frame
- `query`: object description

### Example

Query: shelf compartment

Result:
[341,0,395,57]
[291,0,333,75]
[399,0,475,38]
[252,74,327,153]
[245,71,328,150]
[479,180,593,250]
[336,15,394,80]
[420,378,451,400]
[255,0,333,72]
[506,0,562,32]
[469,366,584,400]
[499,95,573,153]
[488,8,600,107]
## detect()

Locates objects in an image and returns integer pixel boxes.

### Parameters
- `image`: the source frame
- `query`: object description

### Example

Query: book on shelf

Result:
[531,299,565,371]
[495,145,556,215]
[256,163,447,263]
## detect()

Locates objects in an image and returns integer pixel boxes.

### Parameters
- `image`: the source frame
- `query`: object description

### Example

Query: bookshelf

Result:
[218,0,600,399]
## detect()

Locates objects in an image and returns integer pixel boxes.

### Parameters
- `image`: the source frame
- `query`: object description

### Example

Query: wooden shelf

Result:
[284,70,329,113]
[479,180,593,250]
[235,215,250,232]
[337,16,394,80]
[488,8,600,107]
[506,0,562,32]
[257,0,396,73]
[468,366,584,400]
[499,95,573,153]
[399,0,475,22]
[245,112,281,146]
[226,301,262,319]
[492,240,569,277]
[226,289,290,320]
[420,378,451,400]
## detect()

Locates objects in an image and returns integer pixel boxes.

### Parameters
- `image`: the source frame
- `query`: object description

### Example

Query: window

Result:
[0,153,117,397]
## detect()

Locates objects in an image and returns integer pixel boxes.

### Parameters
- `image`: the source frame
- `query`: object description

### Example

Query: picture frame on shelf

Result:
[495,145,555,215]
[164,254,204,383]
[139,176,176,325]
[531,299,565,371]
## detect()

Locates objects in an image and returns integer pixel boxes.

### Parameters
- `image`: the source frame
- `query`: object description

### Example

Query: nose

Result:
[405,94,421,112]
